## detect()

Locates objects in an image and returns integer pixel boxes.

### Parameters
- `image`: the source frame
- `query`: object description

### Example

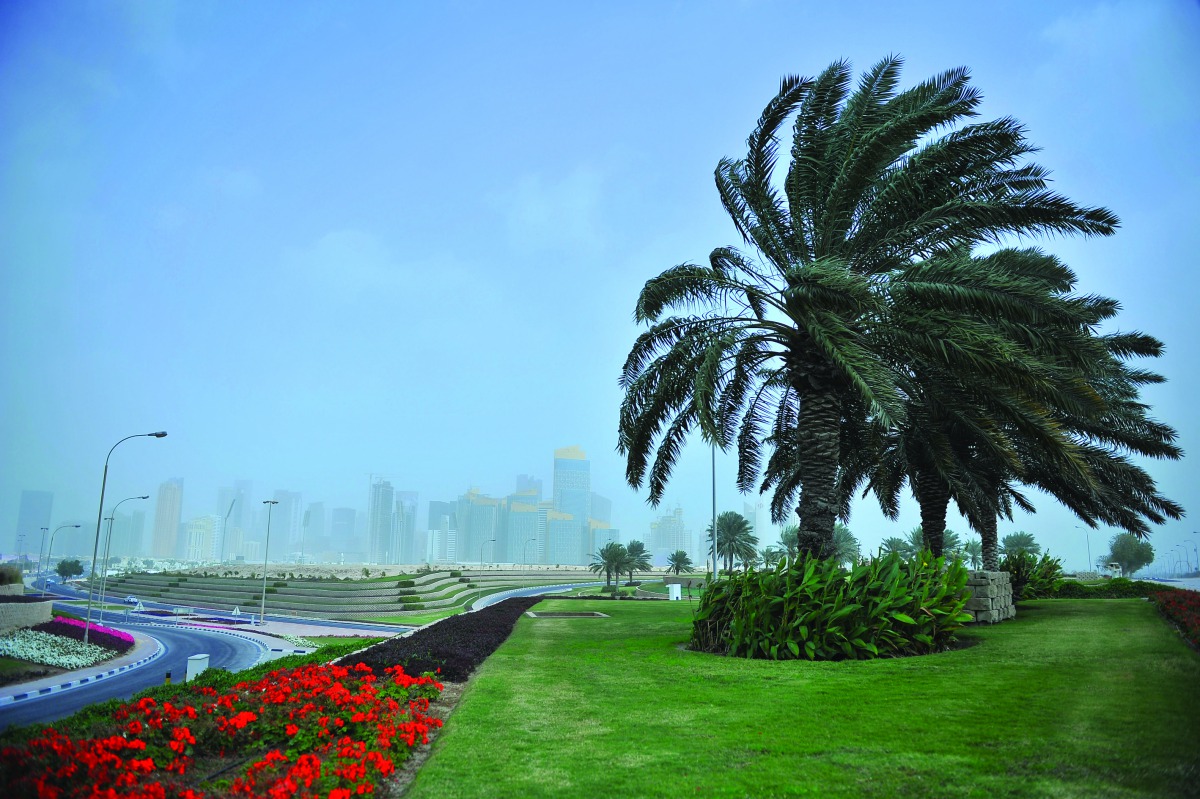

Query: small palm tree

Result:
[589,542,628,587]
[759,545,785,568]
[706,512,759,572]
[1000,532,1041,557]
[879,537,913,559]
[830,523,860,567]
[625,540,652,584]
[666,550,694,575]
[962,538,983,569]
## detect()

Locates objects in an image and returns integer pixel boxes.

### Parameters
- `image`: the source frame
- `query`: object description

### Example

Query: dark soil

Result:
[338,596,543,682]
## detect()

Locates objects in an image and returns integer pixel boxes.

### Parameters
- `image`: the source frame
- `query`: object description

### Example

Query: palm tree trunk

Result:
[794,384,842,558]
[979,513,1000,571]
[912,468,949,558]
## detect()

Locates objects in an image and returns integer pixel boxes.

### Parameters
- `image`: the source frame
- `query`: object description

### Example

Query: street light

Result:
[16,535,25,577]
[45,524,80,585]
[36,526,49,589]
[476,538,494,608]
[220,498,237,563]
[97,495,148,613]
[522,538,537,589]
[260,500,278,626]
[85,431,167,644]
[1074,526,1092,574]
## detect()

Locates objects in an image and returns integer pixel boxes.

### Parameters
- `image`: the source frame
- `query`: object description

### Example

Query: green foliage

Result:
[666,550,695,575]
[0,563,23,585]
[705,512,758,572]
[1000,551,1063,601]
[398,596,423,605]
[1051,578,1167,599]
[589,542,631,586]
[55,560,83,579]
[1104,533,1155,577]
[689,552,972,660]
[397,579,416,588]
[449,571,463,578]
[1000,532,1041,558]
[272,581,288,588]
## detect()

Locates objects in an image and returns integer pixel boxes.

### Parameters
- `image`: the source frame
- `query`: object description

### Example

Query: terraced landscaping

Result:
[97,569,637,620]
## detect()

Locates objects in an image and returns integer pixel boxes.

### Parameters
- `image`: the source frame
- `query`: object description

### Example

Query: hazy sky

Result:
[2,1,1197,571]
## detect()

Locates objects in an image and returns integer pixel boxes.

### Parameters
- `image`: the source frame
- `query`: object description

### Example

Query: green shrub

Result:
[0,563,23,585]
[449,571,463,578]
[398,596,423,605]
[265,587,277,594]
[1001,551,1063,601]
[1051,578,1165,599]
[690,552,972,661]
[458,577,471,583]
[272,581,288,588]
[403,604,426,611]
[397,580,416,588]
[600,585,619,594]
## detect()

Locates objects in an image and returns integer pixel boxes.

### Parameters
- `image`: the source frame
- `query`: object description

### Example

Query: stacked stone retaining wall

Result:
[964,571,1015,624]
[0,600,53,632]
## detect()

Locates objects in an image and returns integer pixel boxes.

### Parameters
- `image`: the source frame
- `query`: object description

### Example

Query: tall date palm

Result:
[618,56,1116,558]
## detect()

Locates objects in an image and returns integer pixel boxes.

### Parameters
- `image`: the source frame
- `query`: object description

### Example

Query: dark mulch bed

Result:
[0,595,54,603]
[339,596,543,682]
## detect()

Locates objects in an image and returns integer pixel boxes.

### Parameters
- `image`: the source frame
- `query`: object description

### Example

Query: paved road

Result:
[0,625,262,733]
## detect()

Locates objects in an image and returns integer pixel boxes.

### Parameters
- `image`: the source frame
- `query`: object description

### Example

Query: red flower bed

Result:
[0,661,443,798]
[1152,589,1200,648]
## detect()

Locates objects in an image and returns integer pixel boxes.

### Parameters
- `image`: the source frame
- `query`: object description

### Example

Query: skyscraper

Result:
[395,491,419,564]
[516,474,543,502]
[152,479,184,559]
[456,488,499,563]
[330,507,357,559]
[552,446,590,564]
[650,507,691,566]
[16,490,52,556]
[368,479,395,564]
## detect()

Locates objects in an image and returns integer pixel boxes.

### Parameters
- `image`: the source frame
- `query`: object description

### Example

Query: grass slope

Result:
[407,598,1200,799]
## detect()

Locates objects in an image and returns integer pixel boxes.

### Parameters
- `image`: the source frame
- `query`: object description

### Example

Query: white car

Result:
[124,595,138,604]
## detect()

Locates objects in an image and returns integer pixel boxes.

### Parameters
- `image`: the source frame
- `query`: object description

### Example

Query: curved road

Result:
[0,625,262,733]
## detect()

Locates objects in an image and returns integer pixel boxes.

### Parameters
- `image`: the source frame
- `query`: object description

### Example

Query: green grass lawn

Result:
[407,598,1200,799]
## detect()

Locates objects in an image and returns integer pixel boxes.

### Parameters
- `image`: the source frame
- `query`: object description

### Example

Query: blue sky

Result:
[2,0,1197,571]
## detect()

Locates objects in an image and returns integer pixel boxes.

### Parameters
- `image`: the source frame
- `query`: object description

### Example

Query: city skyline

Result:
[3,2,1197,574]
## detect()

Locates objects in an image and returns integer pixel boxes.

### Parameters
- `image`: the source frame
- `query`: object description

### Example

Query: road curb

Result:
[0,635,164,706]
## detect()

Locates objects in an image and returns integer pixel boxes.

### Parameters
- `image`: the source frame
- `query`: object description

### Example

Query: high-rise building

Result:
[304,502,327,560]
[109,510,147,560]
[368,479,395,564]
[330,507,357,559]
[501,497,540,563]
[553,446,591,523]
[152,479,184,559]
[650,507,691,566]
[395,491,419,564]
[269,490,302,556]
[590,492,612,525]
[516,474,543,503]
[456,488,499,563]
[185,516,221,562]
[16,490,53,556]
[217,481,252,548]
[545,510,580,565]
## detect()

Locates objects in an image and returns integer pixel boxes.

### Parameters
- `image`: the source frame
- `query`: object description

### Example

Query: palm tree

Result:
[706,512,758,572]
[759,545,785,568]
[830,522,859,567]
[879,537,912,558]
[588,542,628,587]
[666,550,694,575]
[618,56,1116,559]
[962,538,983,569]
[1000,532,1040,558]
[624,540,652,584]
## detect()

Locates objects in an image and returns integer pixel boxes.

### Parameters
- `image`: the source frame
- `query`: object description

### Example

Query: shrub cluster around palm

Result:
[616,56,1182,569]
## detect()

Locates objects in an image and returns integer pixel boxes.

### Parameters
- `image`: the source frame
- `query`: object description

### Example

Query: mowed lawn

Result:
[407,598,1200,799]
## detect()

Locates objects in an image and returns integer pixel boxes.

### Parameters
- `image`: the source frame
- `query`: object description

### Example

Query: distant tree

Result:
[142,559,154,569]
[941,529,962,559]
[879,537,912,558]
[624,540,652,583]
[56,559,83,580]
[706,512,758,572]
[779,525,800,558]
[1000,532,1041,558]
[1105,533,1154,577]
[759,546,785,568]
[590,542,629,586]
[962,538,983,569]
[830,523,860,567]
[905,526,927,555]
[666,550,694,575]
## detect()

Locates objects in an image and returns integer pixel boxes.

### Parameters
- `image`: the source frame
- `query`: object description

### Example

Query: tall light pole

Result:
[476,538,494,607]
[220,498,236,563]
[98,495,148,613]
[711,444,717,586]
[1074,526,1092,574]
[85,431,167,644]
[260,500,278,626]
[16,535,25,576]
[45,524,80,585]
[36,526,49,589]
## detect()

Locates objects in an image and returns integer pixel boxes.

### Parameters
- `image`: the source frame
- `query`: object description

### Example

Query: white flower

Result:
[0,630,116,669]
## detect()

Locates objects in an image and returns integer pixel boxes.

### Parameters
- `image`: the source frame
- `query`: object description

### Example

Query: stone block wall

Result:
[0,600,53,633]
[964,570,1015,624]
[0,583,24,596]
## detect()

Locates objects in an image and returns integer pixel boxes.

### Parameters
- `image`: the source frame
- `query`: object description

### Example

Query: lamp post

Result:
[16,535,25,577]
[476,538,494,608]
[522,538,537,589]
[97,495,148,614]
[260,500,278,626]
[36,526,49,590]
[85,431,167,644]
[220,498,236,563]
[1074,526,1092,574]
[45,524,80,585]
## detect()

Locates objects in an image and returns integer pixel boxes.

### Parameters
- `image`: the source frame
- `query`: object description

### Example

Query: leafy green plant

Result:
[397,579,416,588]
[1000,551,1063,601]
[449,571,463,578]
[272,581,288,588]
[689,552,972,660]
[0,563,22,585]
[1052,578,1167,599]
